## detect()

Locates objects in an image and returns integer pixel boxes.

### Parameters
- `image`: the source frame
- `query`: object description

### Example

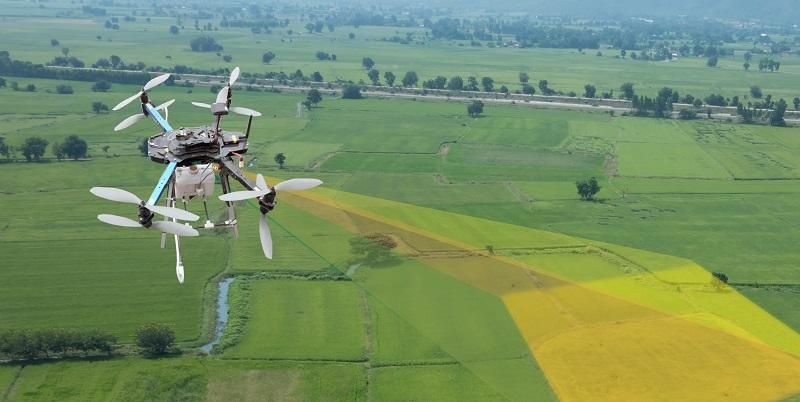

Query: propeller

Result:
[114,99,175,131]
[90,187,200,221]
[191,102,262,117]
[217,174,322,259]
[112,73,171,111]
[97,214,199,237]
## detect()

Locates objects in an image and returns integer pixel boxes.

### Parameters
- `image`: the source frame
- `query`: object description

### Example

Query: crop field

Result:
[3,0,800,100]
[2,2,800,401]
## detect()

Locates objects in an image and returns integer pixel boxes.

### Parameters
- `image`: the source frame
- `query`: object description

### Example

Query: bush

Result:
[135,323,175,356]
[576,177,601,200]
[190,36,223,52]
[91,80,111,92]
[342,84,362,99]
[0,328,116,360]
[55,84,74,94]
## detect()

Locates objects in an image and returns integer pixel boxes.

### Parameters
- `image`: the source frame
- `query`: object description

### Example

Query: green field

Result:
[2,2,800,400]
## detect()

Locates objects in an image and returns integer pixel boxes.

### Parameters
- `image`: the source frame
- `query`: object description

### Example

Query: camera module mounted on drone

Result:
[90,67,322,284]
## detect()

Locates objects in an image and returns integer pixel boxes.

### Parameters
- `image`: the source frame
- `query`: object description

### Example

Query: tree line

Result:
[0,134,89,162]
[0,328,116,359]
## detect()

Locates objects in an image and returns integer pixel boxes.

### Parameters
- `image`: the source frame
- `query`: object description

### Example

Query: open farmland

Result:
[2,0,800,400]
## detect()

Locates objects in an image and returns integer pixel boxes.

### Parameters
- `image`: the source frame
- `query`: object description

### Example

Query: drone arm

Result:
[144,103,173,133]
[219,158,257,191]
[146,161,179,206]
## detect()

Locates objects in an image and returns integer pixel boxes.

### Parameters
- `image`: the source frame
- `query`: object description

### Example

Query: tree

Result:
[519,72,529,83]
[189,36,223,52]
[522,84,535,95]
[750,86,763,99]
[770,98,787,127]
[447,76,464,90]
[169,25,179,35]
[134,323,175,356]
[342,85,363,99]
[223,54,232,63]
[306,89,322,106]
[0,77,5,88]
[401,71,418,87]
[361,57,375,70]
[62,134,88,160]
[706,56,719,67]
[584,84,596,98]
[61,47,69,56]
[793,97,800,111]
[310,71,323,82]
[384,71,396,87]
[25,84,36,92]
[743,62,750,71]
[91,80,111,92]
[55,84,73,94]
[110,55,121,67]
[92,102,109,114]
[52,141,64,160]
[465,76,479,91]
[50,39,60,47]
[315,51,330,61]
[274,152,286,168]
[305,22,314,34]
[538,80,554,96]
[620,82,635,100]
[467,100,484,118]
[21,136,48,162]
[262,51,276,64]
[576,177,601,200]
[481,76,494,92]
[348,32,355,39]
[367,69,380,85]
[744,51,753,63]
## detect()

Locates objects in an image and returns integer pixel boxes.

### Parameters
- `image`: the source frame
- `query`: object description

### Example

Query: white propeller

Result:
[112,73,171,111]
[114,99,175,131]
[97,214,199,237]
[90,187,199,221]
[192,102,262,117]
[217,174,321,259]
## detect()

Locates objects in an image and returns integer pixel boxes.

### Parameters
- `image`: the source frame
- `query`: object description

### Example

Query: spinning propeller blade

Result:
[90,187,199,221]
[97,214,198,236]
[259,213,273,259]
[218,190,268,202]
[144,73,171,91]
[274,178,323,192]
[112,73,170,111]
[112,91,142,111]
[230,106,262,117]
[148,205,200,222]
[114,99,175,131]
[114,113,146,131]
[98,214,141,228]
[151,220,199,237]
[229,66,240,86]
[91,187,141,204]
[191,102,211,109]
[216,87,228,104]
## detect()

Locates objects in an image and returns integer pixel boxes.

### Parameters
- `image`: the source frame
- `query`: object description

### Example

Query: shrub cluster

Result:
[0,329,116,360]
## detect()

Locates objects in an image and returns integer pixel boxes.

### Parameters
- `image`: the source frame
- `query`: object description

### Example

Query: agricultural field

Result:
[2,1,800,401]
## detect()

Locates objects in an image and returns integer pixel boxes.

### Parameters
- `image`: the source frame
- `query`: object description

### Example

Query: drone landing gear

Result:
[159,178,186,284]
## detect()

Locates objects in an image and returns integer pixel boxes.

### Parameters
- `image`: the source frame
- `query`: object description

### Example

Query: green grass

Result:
[369,295,451,365]
[3,358,366,402]
[371,365,506,401]
[615,142,731,178]
[736,287,800,331]
[224,280,366,360]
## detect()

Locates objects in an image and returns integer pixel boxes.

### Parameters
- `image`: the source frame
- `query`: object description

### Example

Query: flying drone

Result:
[90,67,322,283]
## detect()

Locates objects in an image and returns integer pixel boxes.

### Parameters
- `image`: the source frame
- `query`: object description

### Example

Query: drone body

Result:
[90,67,322,284]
